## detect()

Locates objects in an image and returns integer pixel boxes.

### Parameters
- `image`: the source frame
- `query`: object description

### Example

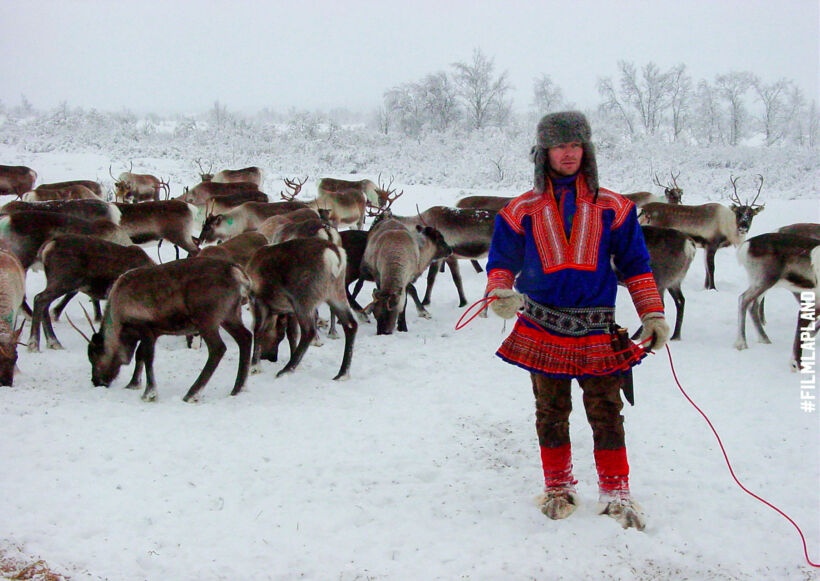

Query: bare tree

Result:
[715,71,755,146]
[418,72,461,130]
[617,61,677,136]
[808,100,819,148]
[531,74,565,114]
[753,77,791,146]
[668,64,692,141]
[597,76,635,136]
[451,48,512,130]
[693,80,725,144]
[383,84,425,137]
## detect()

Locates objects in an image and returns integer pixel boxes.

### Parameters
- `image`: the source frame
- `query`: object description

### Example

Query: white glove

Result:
[488,288,524,319]
[639,312,670,351]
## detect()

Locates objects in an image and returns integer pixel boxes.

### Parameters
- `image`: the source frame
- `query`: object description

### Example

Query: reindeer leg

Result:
[668,285,685,341]
[93,299,102,323]
[126,339,148,391]
[277,311,314,377]
[220,317,252,396]
[251,300,272,373]
[704,244,717,290]
[329,303,358,380]
[49,290,78,322]
[182,327,226,402]
[348,279,370,322]
[29,287,62,352]
[422,262,439,306]
[471,259,484,273]
[735,284,769,350]
[407,283,430,320]
[445,256,468,307]
[397,293,410,332]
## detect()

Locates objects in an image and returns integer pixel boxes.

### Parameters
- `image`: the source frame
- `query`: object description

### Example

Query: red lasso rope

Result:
[456,297,819,568]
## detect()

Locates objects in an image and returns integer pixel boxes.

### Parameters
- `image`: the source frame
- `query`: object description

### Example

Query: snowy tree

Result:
[715,71,754,146]
[451,48,512,130]
[753,77,791,146]
[668,64,692,141]
[418,72,461,131]
[692,80,725,145]
[597,76,635,137]
[531,74,565,115]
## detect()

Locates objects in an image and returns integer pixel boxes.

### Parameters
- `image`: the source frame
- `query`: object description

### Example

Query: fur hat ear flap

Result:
[532,146,549,195]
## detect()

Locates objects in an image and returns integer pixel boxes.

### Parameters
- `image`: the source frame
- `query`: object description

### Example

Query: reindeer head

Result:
[196,158,214,182]
[0,322,24,387]
[729,174,766,236]
[371,288,405,335]
[653,171,683,204]
[375,173,403,209]
[417,225,452,261]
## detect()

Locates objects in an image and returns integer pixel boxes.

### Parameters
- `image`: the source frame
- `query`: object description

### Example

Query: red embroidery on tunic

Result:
[499,178,633,275]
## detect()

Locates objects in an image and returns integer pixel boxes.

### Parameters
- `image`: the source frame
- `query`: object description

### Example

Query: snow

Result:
[0,141,819,580]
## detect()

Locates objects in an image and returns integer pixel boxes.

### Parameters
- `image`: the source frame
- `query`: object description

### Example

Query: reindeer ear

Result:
[754,206,765,215]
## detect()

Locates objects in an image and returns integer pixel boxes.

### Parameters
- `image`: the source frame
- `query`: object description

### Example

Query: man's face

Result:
[547,142,583,177]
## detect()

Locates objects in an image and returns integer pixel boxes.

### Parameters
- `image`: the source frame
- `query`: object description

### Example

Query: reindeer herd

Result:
[0,161,816,399]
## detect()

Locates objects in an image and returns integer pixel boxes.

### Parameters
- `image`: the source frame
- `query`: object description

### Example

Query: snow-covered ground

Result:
[0,147,818,580]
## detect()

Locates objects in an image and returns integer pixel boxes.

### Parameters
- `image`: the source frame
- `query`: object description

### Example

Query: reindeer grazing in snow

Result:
[197,200,309,243]
[82,257,253,402]
[246,237,358,379]
[0,250,26,386]
[361,215,452,335]
[735,232,820,370]
[639,174,765,290]
[28,235,155,352]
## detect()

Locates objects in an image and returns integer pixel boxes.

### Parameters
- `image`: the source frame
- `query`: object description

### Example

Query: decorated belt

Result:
[521,295,615,337]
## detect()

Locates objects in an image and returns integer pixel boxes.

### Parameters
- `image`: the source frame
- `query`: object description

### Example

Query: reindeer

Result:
[197,160,264,187]
[197,232,268,267]
[197,200,309,243]
[0,165,37,197]
[180,181,264,207]
[1,198,121,224]
[625,172,685,208]
[110,164,170,203]
[285,176,402,230]
[734,232,820,370]
[0,250,26,386]
[627,226,696,341]
[23,183,99,202]
[361,216,452,335]
[34,180,104,198]
[114,200,200,257]
[328,230,372,339]
[256,208,322,243]
[377,205,495,308]
[639,175,765,290]
[80,258,252,402]
[246,237,357,379]
[455,195,514,213]
[28,235,155,352]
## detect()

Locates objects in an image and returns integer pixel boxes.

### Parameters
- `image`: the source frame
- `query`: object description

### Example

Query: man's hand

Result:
[488,288,524,319]
[639,312,670,351]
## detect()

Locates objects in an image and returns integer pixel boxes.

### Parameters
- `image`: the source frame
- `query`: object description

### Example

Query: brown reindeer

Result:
[23,183,99,202]
[179,180,263,207]
[195,160,264,187]
[735,232,820,369]
[110,164,169,203]
[361,216,452,335]
[83,258,253,402]
[639,174,765,290]
[197,200,309,243]
[28,235,155,352]
[0,250,26,386]
[625,172,685,208]
[34,180,104,198]
[285,176,402,230]
[114,200,200,257]
[246,237,358,379]
[197,232,268,267]
[1,198,121,224]
[0,165,37,197]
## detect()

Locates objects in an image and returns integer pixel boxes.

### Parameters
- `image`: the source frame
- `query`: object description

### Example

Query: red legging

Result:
[531,373,630,493]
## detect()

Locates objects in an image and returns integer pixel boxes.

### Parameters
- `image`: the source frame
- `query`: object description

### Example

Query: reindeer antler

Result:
[280,176,308,201]
[670,171,681,189]
[751,174,765,208]
[729,175,742,205]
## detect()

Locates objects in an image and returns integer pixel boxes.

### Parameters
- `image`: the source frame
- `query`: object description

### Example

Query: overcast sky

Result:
[2,0,818,115]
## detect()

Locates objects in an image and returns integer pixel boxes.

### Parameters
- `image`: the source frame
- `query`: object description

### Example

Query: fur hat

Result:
[532,111,598,195]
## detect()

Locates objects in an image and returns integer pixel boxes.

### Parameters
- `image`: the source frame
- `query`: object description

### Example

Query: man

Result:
[484,111,669,531]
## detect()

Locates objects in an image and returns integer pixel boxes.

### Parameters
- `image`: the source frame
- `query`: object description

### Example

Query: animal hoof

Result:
[47,343,64,351]
[733,341,748,351]
[124,383,142,390]
[142,390,158,402]
[250,366,262,375]
[26,343,39,353]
